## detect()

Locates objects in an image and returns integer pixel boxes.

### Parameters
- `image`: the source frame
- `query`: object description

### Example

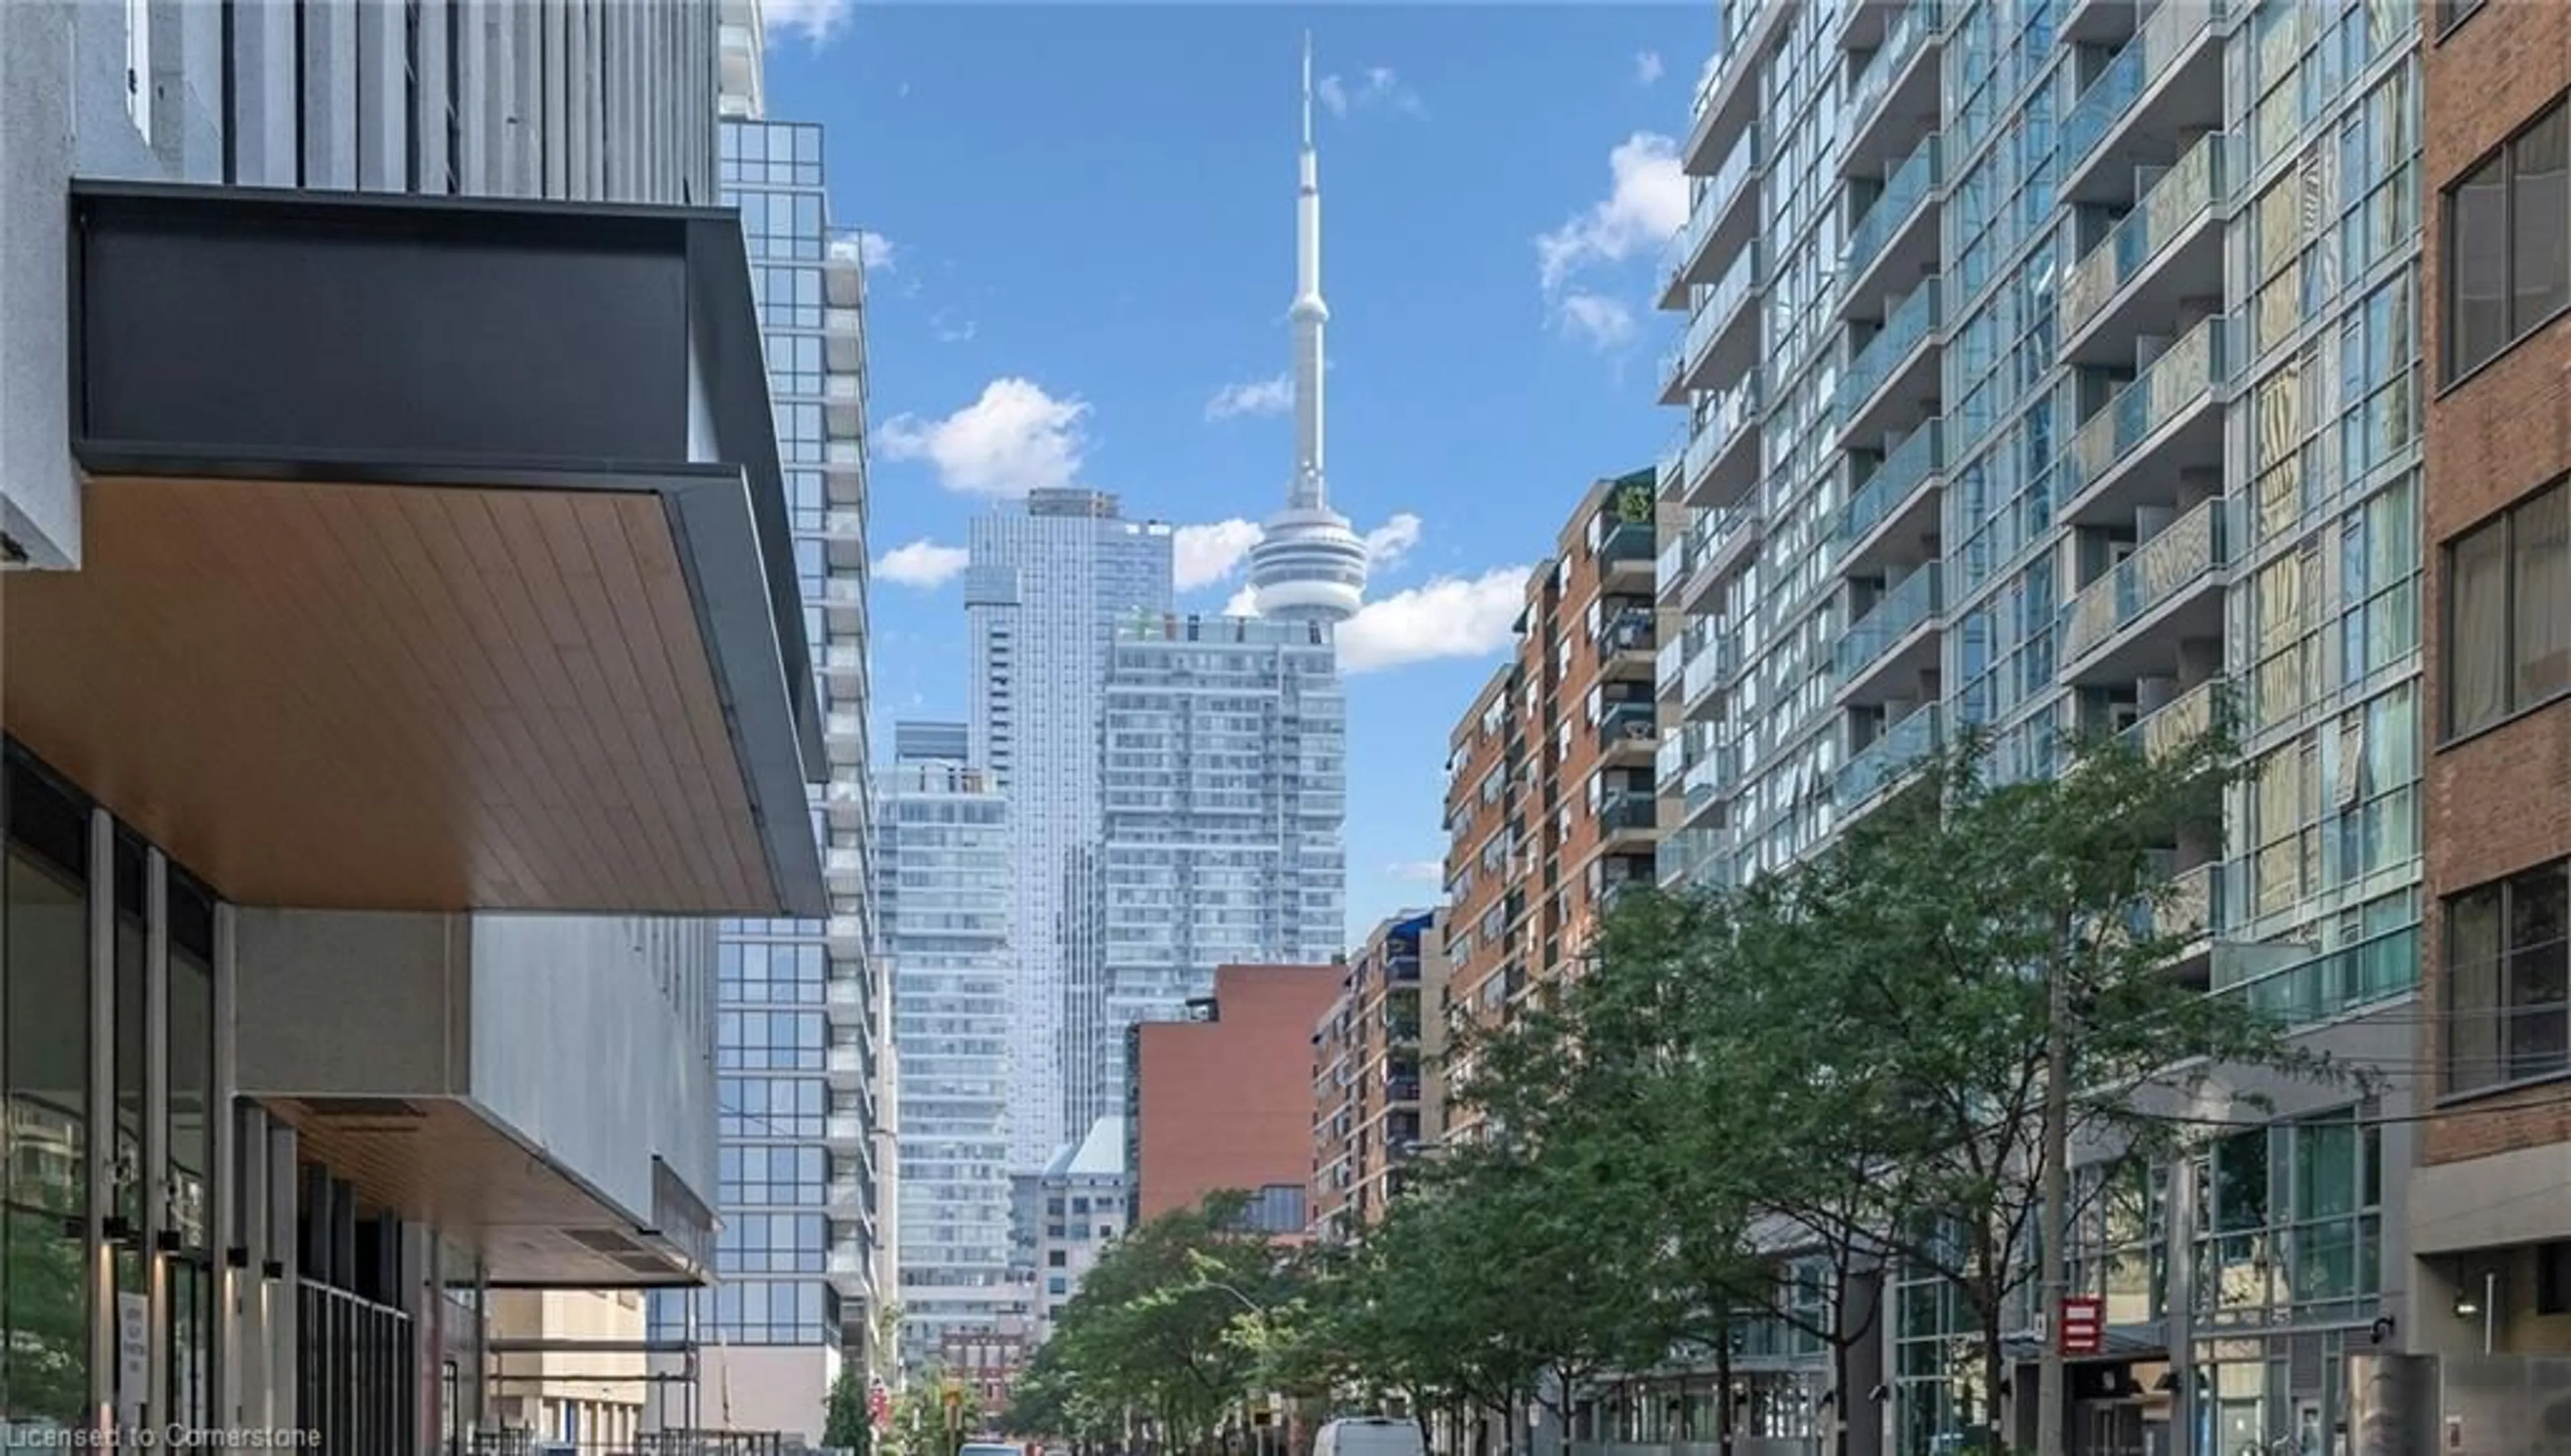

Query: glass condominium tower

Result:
[877,726,1017,1368]
[1654,0,2422,1449]
[965,491,1174,1171]
[653,112,885,1421]
[1084,613,1348,1131]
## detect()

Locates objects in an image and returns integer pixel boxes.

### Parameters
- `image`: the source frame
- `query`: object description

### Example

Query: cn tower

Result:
[1245,34,1370,625]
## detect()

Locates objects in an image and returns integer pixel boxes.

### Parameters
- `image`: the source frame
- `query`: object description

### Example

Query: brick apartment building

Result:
[1310,910,1448,1241]
[2411,0,2571,1358]
[1436,472,1662,1125]
[1129,963,1343,1231]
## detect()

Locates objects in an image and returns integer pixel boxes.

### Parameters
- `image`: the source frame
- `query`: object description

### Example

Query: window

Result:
[2439,0,2487,35]
[2446,103,2571,378]
[2540,1242,2571,1315]
[2444,859,2570,1095]
[2444,479,2571,734]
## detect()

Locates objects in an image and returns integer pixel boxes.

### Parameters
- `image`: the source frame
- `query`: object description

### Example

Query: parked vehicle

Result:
[1311,1417,1423,1456]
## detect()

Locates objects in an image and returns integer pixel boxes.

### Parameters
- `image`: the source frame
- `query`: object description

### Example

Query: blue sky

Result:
[764,4,1711,939]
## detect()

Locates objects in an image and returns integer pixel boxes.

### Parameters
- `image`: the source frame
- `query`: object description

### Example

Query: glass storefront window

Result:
[3,749,94,1426]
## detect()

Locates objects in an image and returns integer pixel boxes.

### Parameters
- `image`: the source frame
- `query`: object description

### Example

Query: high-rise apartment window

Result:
[2444,102,2571,378]
[2443,479,2570,735]
[2444,858,2570,1095]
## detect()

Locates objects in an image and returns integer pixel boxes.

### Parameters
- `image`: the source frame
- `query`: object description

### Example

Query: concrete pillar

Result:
[146,848,170,1432]
[212,903,240,1428]
[87,809,116,1439]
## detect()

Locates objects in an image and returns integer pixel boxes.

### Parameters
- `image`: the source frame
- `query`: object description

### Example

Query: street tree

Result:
[1756,722,2337,1448]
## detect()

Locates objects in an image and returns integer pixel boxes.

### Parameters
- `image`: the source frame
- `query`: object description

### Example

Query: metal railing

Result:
[1839,706,1942,805]
[2121,677,2224,759]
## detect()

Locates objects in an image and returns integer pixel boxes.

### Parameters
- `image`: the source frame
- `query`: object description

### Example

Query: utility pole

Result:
[2035,910,2073,1456]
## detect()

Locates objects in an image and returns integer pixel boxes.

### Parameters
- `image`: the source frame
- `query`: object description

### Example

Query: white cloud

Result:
[1535,132,1688,293]
[1316,66,1424,119]
[875,540,969,590]
[1338,567,1534,674]
[1205,374,1294,422]
[929,311,978,345]
[1387,860,1447,886]
[856,230,897,272]
[1635,50,1666,85]
[1363,513,1423,568]
[1223,584,1259,617]
[762,0,851,46]
[876,378,1089,497]
[1557,292,1638,350]
[1174,519,1264,592]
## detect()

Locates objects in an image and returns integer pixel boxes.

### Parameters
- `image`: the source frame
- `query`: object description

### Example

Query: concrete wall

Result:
[696,1344,837,1444]
[472,913,720,1222]
[232,908,719,1228]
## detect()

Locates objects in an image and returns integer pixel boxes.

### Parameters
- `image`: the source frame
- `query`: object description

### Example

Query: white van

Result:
[1312,1416,1425,1456]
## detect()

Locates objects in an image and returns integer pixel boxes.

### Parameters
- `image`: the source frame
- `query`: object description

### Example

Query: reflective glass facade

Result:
[653,116,878,1359]
[1655,0,2425,1448]
[877,745,1016,1367]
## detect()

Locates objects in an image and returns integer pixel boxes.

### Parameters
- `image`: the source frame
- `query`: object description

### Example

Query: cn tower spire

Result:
[1249,33,1369,625]
[1290,29,1329,512]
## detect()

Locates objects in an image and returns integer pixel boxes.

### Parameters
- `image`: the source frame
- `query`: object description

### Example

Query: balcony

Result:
[824,371,866,433]
[1680,369,1764,509]
[2057,497,2229,684]
[1662,124,1764,311]
[1840,133,1940,321]
[1655,520,1690,603]
[820,641,865,697]
[824,229,868,306]
[1839,276,1942,446]
[825,713,866,766]
[1597,789,1658,840]
[1683,506,1764,612]
[1839,704,1942,811]
[2120,676,2225,760]
[825,1113,866,1147]
[1835,565,1943,706]
[820,438,865,504]
[1683,0,1777,173]
[1662,242,1762,405]
[1682,631,1741,720]
[1596,700,1658,752]
[2220,924,2418,1030]
[1655,726,1689,787]
[823,305,865,372]
[1843,1,1942,178]
[2061,315,2229,528]
[1598,606,1656,655]
[827,1042,868,1088]
[1839,420,1944,579]
[2057,0,2226,206]
[2059,132,2228,363]
[1599,519,1658,591]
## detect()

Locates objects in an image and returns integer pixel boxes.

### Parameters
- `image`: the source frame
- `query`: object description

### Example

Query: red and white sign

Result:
[2059,1296,2105,1356]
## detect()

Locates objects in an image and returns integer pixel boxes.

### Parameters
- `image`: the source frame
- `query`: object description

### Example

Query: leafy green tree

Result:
[823,1365,872,1454]
[1743,722,2335,1447]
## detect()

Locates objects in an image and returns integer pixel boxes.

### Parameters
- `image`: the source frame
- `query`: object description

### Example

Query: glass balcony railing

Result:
[1845,0,1937,139]
[2120,676,2224,760]
[2059,497,2227,663]
[1599,609,1655,655]
[1665,125,1762,282]
[1683,633,1739,703]
[1655,729,1688,785]
[2061,0,2222,174]
[1656,519,1692,595]
[1687,244,1760,369]
[1842,133,1940,287]
[1600,519,1655,567]
[1657,824,1725,885]
[2067,315,2228,493]
[1656,636,1687,696]
[1839,419,1943,546]
[1598,700,1657,745]
[1840,277,1942,418]
[1683,370,1764,483]
[2061,132,2225,336]
[1598,791,1658,833]
[1839,705,1942,805]
[1835,565,1943,682]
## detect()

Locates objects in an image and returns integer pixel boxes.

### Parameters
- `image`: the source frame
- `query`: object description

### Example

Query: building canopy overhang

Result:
[12,181,826,916]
